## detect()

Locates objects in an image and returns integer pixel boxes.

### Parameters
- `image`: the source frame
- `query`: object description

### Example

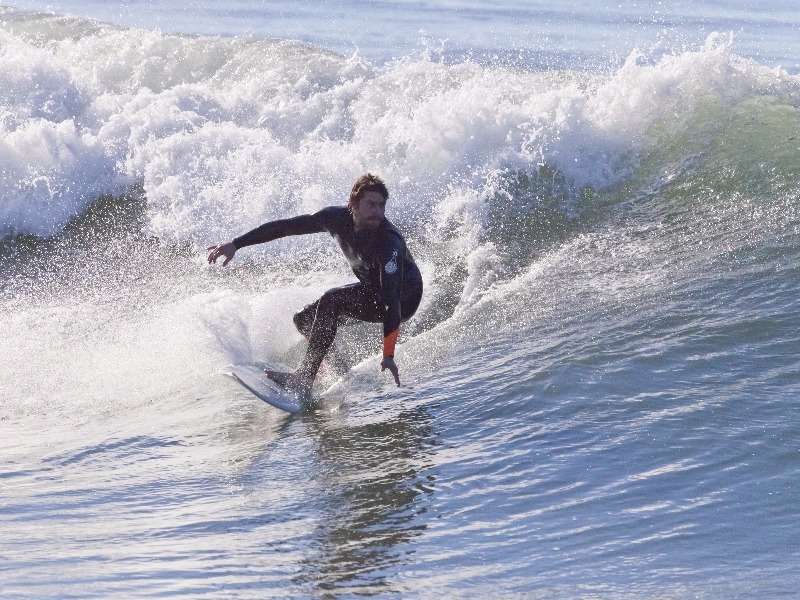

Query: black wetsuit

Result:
[233,206,423,380]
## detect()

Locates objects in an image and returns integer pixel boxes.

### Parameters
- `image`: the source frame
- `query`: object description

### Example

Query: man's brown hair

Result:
[348,173,389,209]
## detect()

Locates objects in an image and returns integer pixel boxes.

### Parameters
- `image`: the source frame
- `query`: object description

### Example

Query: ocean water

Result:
[2,1,800,597]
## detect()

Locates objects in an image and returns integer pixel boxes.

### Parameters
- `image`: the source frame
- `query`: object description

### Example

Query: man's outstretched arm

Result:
[207,213,326,266]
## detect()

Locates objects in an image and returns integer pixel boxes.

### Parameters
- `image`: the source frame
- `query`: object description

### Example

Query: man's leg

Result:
[269,284,380,393]
[295,284,382,383]
[293,296,355,377]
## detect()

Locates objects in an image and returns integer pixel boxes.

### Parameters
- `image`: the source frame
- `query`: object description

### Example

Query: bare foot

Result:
[265,370,312,396]
[265,370,291,386]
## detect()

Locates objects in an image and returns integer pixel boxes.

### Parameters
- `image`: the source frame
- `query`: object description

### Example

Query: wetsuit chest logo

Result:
[385,250,399,274]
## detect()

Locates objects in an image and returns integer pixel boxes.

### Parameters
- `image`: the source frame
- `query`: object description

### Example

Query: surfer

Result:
[207,173,423,395]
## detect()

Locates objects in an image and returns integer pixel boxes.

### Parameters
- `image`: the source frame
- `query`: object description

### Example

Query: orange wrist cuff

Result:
[383,329,399,358]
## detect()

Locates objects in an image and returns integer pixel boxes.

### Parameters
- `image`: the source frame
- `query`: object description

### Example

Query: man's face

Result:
[351,190,386,231]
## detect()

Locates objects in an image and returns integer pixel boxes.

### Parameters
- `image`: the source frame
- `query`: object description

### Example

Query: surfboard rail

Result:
[228,363,305,413]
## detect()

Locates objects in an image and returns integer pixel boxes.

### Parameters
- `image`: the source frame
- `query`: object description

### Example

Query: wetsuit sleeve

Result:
[380,237,405,359]
[232,213,326,249]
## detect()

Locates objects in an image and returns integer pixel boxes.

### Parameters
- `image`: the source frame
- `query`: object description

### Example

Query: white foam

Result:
[3,16,797,244]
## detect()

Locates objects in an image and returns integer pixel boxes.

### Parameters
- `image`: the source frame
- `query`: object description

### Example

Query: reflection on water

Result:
[296,403,437,595]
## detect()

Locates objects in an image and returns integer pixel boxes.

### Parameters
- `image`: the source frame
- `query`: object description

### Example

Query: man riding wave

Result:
[207,174,423,395]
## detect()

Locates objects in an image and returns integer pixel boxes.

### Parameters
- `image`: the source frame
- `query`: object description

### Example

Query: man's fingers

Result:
[207,244,233,266]
[382,359,401,386]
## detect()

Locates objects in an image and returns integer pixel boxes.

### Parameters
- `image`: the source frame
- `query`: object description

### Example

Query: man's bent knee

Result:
[293,302,318,338]
[293,290,342,338]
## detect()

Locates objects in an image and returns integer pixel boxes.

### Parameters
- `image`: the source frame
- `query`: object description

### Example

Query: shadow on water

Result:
[289,401,438,596]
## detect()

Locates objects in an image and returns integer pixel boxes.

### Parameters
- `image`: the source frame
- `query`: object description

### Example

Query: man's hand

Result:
[381,357,400,386]
[207,242,237,266]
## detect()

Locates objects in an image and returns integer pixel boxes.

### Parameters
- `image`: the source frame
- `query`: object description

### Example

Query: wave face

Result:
[2,9,800,598]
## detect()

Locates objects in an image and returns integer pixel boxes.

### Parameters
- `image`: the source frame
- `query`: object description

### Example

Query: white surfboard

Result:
[228,364,305,413]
